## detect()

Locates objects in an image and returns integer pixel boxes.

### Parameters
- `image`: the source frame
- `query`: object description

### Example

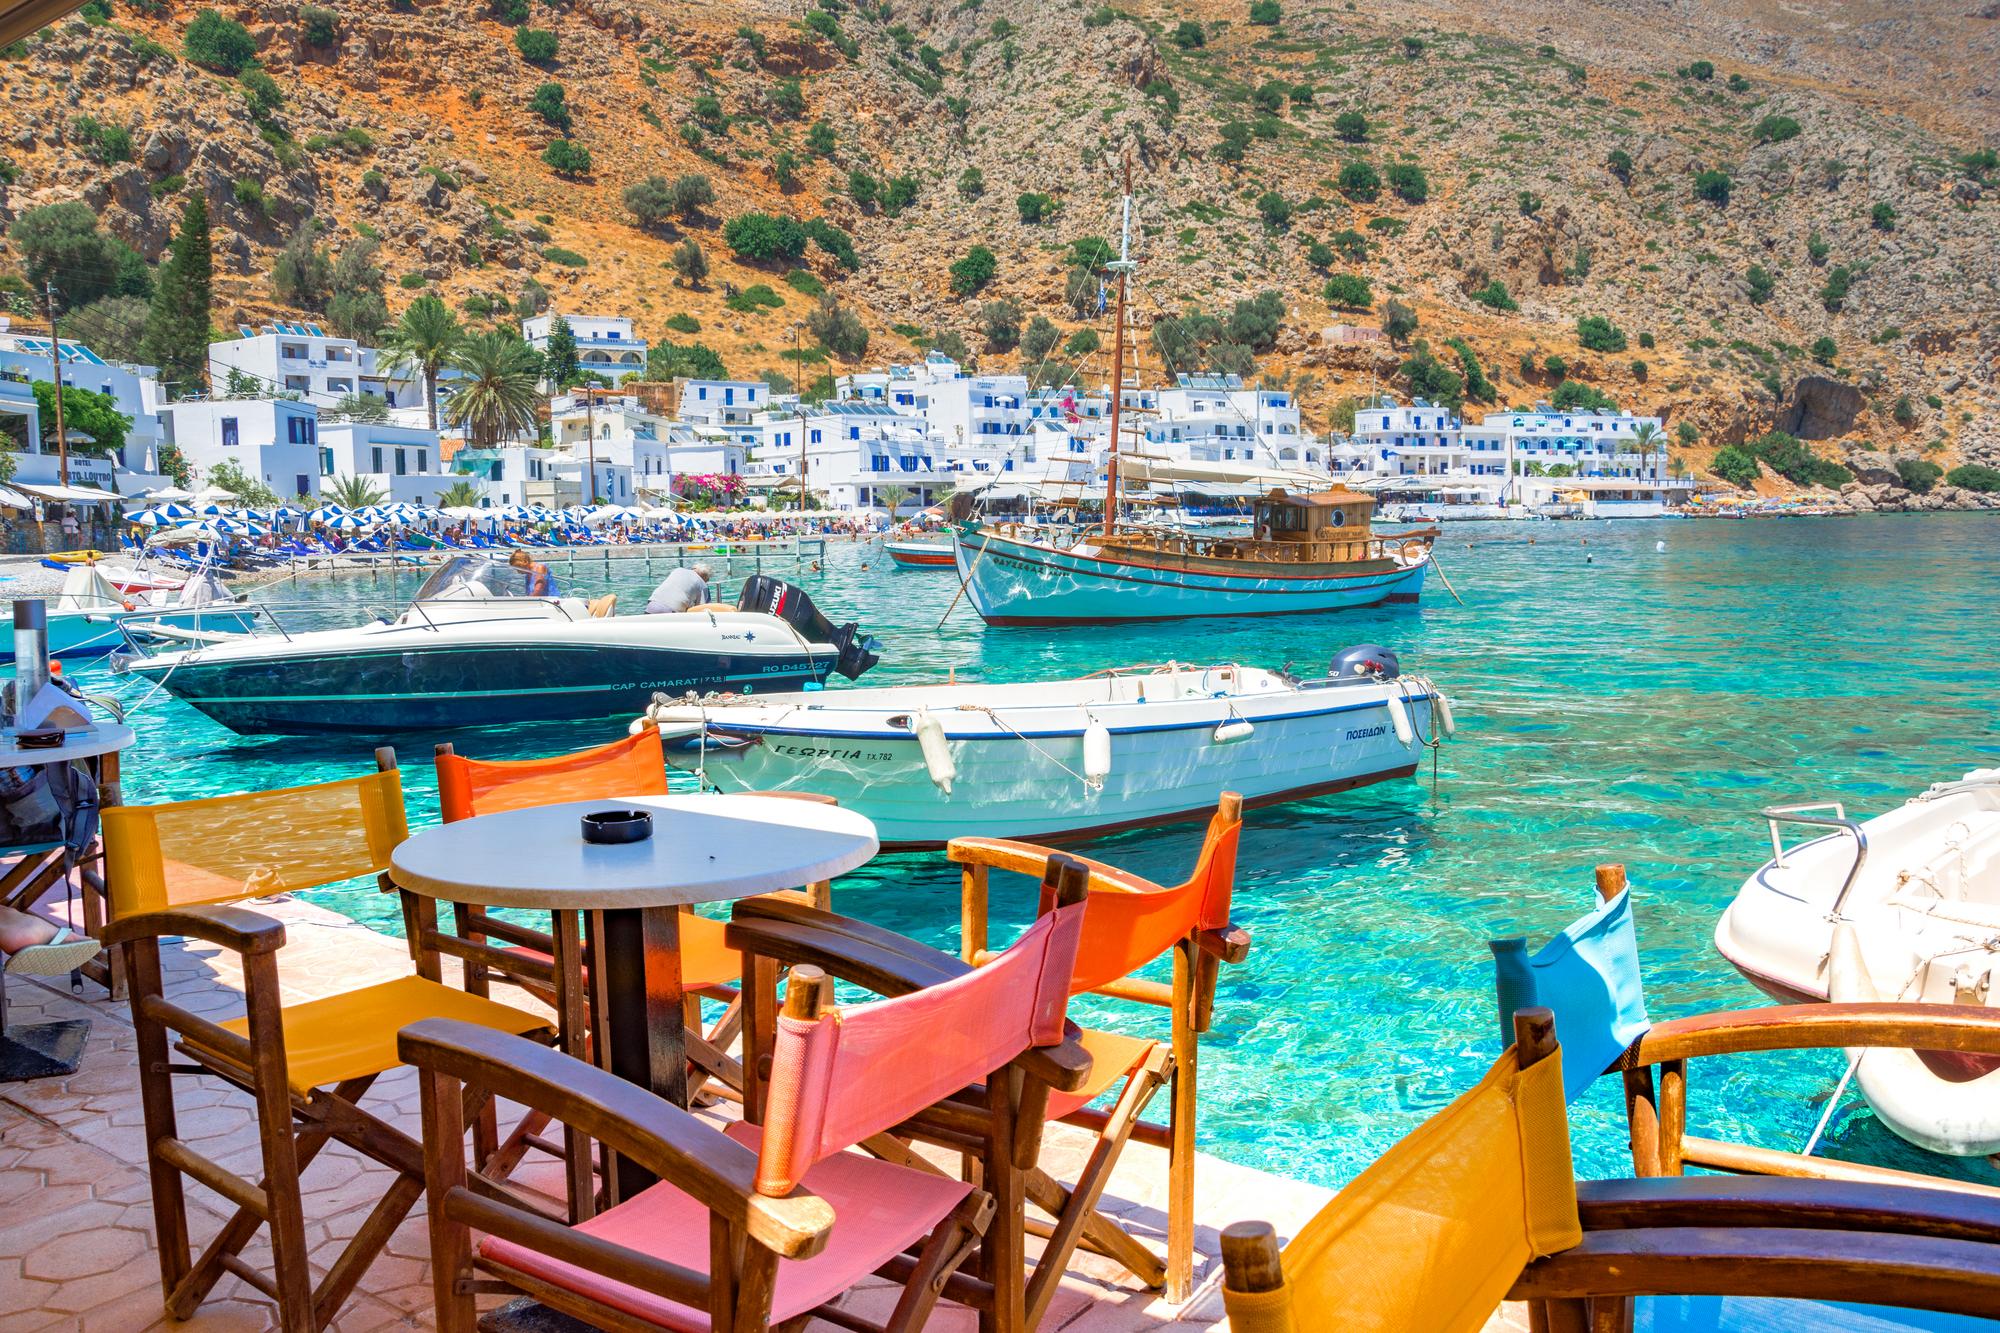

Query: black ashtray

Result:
[15,728,63,750]
[582,809,653,844]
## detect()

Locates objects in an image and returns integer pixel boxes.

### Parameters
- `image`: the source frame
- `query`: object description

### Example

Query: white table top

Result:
[0,723,136,765]
[389,793,880,911]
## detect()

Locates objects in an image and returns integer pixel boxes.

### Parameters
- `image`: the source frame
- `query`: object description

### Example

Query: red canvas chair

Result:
[400,856,1096,1333]
[949,792,1247,1318]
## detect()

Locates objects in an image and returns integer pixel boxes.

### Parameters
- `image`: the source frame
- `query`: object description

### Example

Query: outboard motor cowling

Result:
[737,575,881,681]
[1331,643,1400,681]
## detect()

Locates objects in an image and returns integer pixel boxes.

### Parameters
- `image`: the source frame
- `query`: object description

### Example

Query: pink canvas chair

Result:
[399,856,1095,1333]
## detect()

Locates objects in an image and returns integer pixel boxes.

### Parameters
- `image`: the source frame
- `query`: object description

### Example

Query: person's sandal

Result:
[4,928,102,978]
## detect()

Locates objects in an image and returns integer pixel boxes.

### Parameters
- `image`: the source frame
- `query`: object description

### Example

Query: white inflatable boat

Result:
[1714,769,2000,1155]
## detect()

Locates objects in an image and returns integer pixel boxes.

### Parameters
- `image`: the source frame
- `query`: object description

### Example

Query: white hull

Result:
[1715,771,2000,1155]
[645,665,1448,847]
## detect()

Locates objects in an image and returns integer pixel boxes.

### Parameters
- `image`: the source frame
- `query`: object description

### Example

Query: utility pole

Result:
[45,281,68,486]
[794,322,807,513]
[583,381,599,505]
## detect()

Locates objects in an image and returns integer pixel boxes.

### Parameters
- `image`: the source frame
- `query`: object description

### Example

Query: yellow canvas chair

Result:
[1221,1009,2000,1333]
[100,761,553,1332]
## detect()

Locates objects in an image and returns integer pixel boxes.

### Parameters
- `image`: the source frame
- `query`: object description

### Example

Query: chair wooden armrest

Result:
[1196,923,1252,965]
[1015,1028,1094,1094]
[947,837,1165,896]
[728,900,968,998]
[1576,1176,2000,1243]
[398,1019,834,1259]
[1510,1227,2000,1319]
[101,903,286,956]
[1632,1002,2000,1065]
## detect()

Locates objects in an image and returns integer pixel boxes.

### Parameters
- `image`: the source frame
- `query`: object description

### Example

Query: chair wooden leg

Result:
[126,939,192,1306]
[418,1065,478,1333]
[1024,1063,1167,1327]
[1167,945,1199,1303]
[980,1070,1027,1333]
[741,953,779,1124]
[883,1191,995,1333]
[312,1171,423,1327]
[240,952,314,1331]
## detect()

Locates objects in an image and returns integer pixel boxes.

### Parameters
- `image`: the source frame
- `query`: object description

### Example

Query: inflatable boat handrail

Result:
[1761,802,1869,917]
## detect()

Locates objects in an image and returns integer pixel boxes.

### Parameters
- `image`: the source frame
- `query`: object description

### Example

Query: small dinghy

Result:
[883,539,954,568]
[1715,769,2000,1155]
[638,644,1453,848]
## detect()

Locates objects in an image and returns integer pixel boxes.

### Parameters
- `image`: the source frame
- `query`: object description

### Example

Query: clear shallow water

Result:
[71,515,2000,1188]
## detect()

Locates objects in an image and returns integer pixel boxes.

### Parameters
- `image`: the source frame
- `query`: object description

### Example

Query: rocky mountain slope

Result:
[0,0,1993,490]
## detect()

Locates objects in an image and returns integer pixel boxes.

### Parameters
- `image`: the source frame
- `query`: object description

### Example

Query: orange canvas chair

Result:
[949,791,1247,1318]
[1221,1009,2000,1333]
[400,856,1096,1333]
[99,763,551,1331]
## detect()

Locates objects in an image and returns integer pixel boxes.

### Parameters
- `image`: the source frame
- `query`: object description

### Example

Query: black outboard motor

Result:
[1331,643,1401,681]
[737,575,881,680]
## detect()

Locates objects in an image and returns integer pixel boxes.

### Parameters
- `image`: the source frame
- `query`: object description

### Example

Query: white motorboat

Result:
[113,558,879,736]
[639,646,1453,848]
[1714,770,2000,1155]
[4,560,254,659]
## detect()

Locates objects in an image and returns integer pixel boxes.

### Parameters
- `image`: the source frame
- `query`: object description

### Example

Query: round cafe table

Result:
[389,792,878,1195]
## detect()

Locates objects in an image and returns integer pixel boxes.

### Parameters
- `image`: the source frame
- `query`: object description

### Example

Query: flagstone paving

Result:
[0,895,1532,1331]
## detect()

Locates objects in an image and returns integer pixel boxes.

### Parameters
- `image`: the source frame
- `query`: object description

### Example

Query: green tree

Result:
[299,5,339,46]
[514,28,558,63]
[1337,160,1380,201]
[957,167,985,198]
[1820,264,1852,312]
[205,458,281,506]
[379,294,466,430]
[1381,298,1417,344]
[269,223,331,311]
[1305,240,1335,270]
[1385,162,1428,203]
[1248,0,1280,23]
[10,203,150,307]
[330,392,389,422]
[326,237,388,342]
[1322,273,1372,310]
[1710,445,1759,487]
[1745,264,1775,304]
[1445,336,1494,402]
[1471,279,1517,312]
[1256,190,1292,229]
[434,479,486,508]
[981,298,1021,352]
[807,297,869,360]
[949,245,996,296]
[1629,421,1662,476]
[770,77,805,119]
[1399,340,1462,407]
[1020,315,1060,363]
[723,212,808,262]
[1806,230,1830,265]
[1870,201,1896,231]
[1810,335,1837,365]
[140,195,212,400]
[184,8,257,73]
[805,120,836,157]
[1895,458,1941,493]
[1576,315,1627,352]
[1016,192,1057,224]
[329,474,389,508]
[1752,114,1799,144]
[30,382,128,455]
[1687,59,1715,81]
[1947,464,2000,493]
[529,82,572,133]
[1170,20,1205,48]
[1065,328,1100,356]
[1606,147,1633,183]
[1693,168,1732,205]
[542,140,591,176]
[542,313,580,386]
[448,330,543,448]
[1333,109,1368,142]
[672,239,708,287]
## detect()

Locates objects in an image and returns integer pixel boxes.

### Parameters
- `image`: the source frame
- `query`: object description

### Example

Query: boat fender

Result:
[1385,692,1415,748]
[1083,720,1112,785]
[1213,718,1255,744]
[1433,690,1456,737]
[914,707,956,796]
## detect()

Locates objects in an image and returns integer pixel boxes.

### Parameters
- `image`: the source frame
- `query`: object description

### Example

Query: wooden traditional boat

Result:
[949,159,1435,624]
[955,489,1434,624]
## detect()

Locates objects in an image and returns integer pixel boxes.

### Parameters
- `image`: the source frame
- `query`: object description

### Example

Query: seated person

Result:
[645,562,713,614]
[508,548,557,597]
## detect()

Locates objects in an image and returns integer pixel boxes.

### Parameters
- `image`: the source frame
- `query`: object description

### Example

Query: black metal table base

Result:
[0,1018,89,1081]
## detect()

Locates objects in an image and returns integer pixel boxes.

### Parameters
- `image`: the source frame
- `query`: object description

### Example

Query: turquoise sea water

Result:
[72,513,2000,1189]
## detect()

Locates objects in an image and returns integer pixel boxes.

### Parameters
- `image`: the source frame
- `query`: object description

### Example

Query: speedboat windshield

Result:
[412,555,544,602]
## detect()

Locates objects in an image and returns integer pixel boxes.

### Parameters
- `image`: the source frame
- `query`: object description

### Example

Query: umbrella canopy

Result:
[325,513,373,531]
[273,505,304,520]
[306,505,347,523]
[140,486,197,503]
[124,509,176,527]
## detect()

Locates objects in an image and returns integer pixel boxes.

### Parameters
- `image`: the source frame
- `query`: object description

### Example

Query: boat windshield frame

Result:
[411,555,549,603]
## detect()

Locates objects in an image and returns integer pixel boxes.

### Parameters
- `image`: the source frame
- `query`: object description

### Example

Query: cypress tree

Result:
[141,196,213,399]
[543,314,580,387]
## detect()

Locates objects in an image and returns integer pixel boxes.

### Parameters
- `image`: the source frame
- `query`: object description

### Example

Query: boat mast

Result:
[1102,155,1135,539]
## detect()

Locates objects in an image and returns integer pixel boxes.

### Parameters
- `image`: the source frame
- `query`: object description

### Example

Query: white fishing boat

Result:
[638,646,1453,848]
[1714,770,2000,1155]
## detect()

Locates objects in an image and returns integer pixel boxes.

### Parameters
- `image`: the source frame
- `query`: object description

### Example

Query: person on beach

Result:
[509,547,556,596]
[646,562,712,614]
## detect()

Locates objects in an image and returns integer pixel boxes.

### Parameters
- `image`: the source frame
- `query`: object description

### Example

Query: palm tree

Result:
[328,474,388,508]
[379,295,465,431]
[434,479,486,508]
[447,330,544,449]
[876,484,909,517]
[1630,422,1663,480]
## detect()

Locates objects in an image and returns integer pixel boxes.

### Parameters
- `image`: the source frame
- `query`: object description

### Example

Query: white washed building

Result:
[160,399,326,500]
[524,315,648,383]
[208,322,417,413]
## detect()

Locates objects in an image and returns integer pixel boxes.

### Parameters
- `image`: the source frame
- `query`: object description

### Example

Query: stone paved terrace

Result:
[0,896,1535,1331]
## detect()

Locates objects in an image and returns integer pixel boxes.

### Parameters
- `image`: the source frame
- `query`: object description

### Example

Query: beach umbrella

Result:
[125,508,176,527]
[325,512,372,531]
[197,501,231,516]
[141,486,197,503]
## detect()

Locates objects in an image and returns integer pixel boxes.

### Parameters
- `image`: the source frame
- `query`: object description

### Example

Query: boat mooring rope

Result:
[956,704,1100,791]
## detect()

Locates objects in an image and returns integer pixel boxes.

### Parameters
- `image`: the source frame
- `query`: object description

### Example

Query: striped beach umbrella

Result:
[125,508,175,527]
